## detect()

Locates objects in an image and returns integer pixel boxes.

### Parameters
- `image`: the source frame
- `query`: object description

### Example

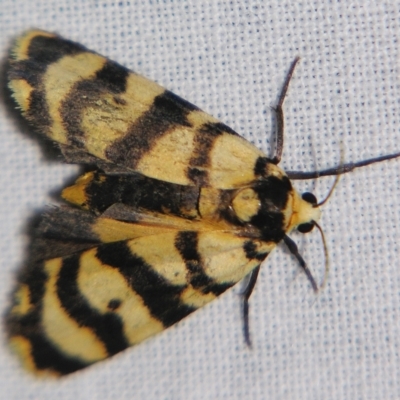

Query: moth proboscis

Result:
[7,30,400,376]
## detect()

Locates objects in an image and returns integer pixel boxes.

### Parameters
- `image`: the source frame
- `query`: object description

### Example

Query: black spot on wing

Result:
[187,122,239,186]
[105,90,198,168]
[57,255,129,356]
[107,299,122,311]
[175,231,233,296]
[96,242,196,327]
[60,61,130,147]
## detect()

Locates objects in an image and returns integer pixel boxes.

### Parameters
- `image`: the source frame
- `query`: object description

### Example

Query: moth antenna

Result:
[315,142,344,207]
[313,221,329,289]
[315,172,341,207]
[287,151,400,180]
[271,57,300,164]
[277,56,300,107]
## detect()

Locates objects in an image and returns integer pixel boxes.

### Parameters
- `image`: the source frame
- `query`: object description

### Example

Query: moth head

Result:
[283,172,342,292]
[289,165,341,235]
[288,190,321,234]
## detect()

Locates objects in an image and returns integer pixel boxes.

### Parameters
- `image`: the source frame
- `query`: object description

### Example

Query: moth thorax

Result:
[288,190,321,232]
[231,188,261,222]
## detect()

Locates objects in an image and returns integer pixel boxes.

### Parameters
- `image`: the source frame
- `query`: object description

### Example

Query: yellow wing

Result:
[9,30,268,189]
[8,213,273,376]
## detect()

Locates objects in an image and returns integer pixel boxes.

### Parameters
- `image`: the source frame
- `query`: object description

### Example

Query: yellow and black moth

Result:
[7,30,400,377]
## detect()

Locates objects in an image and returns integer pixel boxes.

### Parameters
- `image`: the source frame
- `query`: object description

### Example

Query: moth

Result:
[7,30,400,376]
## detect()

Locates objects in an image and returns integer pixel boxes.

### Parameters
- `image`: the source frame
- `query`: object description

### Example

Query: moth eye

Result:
[302,192,317,205]
[298,222,315,233]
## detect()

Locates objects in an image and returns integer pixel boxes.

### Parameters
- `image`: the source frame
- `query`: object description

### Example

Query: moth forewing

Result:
[8,29,267,189]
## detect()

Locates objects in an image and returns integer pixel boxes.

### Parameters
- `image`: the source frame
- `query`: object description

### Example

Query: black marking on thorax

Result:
[249,176,292,242]
[219,176,292,242]
[254,156,273,177]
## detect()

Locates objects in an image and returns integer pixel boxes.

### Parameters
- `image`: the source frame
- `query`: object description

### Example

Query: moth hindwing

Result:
[11,29,395,377]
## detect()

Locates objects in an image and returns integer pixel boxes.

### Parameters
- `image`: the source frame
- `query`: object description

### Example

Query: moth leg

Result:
[272,57,300,165]
[283,235,318,293]
[286,151,400,179]
[241,265,261,347]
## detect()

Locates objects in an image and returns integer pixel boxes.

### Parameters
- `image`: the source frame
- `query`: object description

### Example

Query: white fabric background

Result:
[0,1,399,399]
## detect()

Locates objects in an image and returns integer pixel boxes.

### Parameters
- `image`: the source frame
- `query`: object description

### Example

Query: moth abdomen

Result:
[62,170,201,219]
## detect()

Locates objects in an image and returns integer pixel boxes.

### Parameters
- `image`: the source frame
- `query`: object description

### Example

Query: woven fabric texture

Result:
[0,1,399,399]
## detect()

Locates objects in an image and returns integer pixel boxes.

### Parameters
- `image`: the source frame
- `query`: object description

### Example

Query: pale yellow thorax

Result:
[286,191,321,233]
